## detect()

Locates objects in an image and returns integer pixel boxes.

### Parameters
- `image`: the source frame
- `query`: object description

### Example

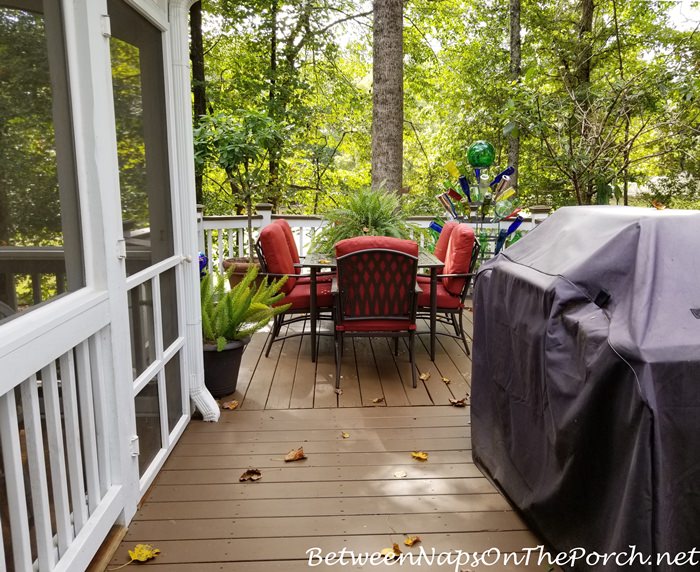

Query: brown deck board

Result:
[181,425,470,444]
[157,462,484,485]
[124,511,526,540]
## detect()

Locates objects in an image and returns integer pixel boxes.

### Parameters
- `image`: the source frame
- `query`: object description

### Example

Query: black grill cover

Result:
[471,206,700,571]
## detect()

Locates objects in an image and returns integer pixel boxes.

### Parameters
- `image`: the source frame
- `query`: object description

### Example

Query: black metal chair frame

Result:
[254,239,334,358]
[417,239,480,357]
[332,247,421,389]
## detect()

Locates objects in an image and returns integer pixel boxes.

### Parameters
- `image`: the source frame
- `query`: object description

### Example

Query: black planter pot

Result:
[203,336,250,398]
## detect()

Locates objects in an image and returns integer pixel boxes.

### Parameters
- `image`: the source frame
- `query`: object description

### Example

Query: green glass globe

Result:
[467,141,496,169]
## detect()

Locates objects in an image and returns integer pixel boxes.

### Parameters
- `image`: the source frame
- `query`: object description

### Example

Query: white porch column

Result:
[168,0,219,422]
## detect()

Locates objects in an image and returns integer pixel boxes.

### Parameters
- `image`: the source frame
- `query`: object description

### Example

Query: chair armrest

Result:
[436,272,476,279]
[414,283,423,294]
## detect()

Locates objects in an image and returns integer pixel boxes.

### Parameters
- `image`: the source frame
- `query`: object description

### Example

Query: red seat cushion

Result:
[258,224,297,293]
[336,319,416,332]
[442,224,475,296]
[417,281,462,309]
[416,274,431,284]
[274,281,333,310]
[433,220,459,263]
[273,219,301,271]
[335,235,418,258]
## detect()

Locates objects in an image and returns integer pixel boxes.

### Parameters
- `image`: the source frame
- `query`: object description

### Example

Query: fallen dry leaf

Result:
[221,400,239,410]
[393,470,408,478]
[335,388,343,395]
[284,447,307,462]
[319,258,331,264]
[128,544,160,562]
[404,535,421,547]
[652,200,666,210]
[419,372,430,381]
[239,468,262,482]
[372,397,385,404]
[341,432,350,439]
[411,451,429,461]
[380,544,402,559]
[449,397,469,407]
[441,376,451,384]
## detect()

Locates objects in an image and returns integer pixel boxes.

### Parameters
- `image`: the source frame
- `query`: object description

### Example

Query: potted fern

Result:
[310,187,419,253]
[201,265,290,397]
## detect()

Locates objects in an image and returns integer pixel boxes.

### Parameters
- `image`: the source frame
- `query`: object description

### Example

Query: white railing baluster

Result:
[216,229,224,273]
[42,361,74,554]
[20,375,56,570]
[227,230,234,262]
[237,228,245,258]
[0,390,33,572]
[59,350,89,532]
[205,230,213,276]
[297,229,305,257]
[88,335,110,497]
[75,341,100,514]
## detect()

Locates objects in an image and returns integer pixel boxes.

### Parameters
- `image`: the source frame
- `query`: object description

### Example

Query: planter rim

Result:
[203,335,251,352]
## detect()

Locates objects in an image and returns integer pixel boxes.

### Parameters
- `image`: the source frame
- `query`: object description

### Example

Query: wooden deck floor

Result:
[108,406,552,571]
[107,311,552,570]
[229,314,477,411]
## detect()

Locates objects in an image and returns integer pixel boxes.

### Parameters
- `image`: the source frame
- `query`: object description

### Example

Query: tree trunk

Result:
[371,0,403,193]
[267,0,281,210]
[576,0,594,205]
[190,0,206,205]
[508,0,521,190]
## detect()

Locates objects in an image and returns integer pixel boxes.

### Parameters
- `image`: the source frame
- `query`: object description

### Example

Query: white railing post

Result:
[256,203,273,228]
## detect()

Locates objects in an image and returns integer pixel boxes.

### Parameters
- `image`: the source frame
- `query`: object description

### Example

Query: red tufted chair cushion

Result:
[273,219,301,272]
[258,223,297,293]
[442,223,475,296]
[335,236,419,258]
[334,237,418,325]
[433,220,459,263]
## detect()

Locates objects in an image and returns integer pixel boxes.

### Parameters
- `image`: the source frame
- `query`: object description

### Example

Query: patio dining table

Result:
[303,250,443,363]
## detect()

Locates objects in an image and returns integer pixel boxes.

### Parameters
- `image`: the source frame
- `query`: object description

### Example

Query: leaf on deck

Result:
[284,447,307,462]
[411,451,429,461]
[239,468,262,482]
[449,397,469,407]
[372,397,385,404]
[404,535,421,546]
[419,372,430,381]
[125,543,160,565]
[221,400,239,410]
[341,432,350,439]
[380,543,402,559]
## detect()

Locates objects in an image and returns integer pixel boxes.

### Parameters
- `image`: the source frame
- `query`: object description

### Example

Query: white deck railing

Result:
[199,203,551,273]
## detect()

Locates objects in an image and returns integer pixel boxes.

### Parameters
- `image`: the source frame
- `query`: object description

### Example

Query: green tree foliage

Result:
[197,0,698,213]
[0,9,60,245]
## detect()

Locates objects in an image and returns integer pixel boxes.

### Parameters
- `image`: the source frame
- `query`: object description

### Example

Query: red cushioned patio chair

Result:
[271,218,334,284]
[333,236,421,388]
[256,222,333,357]
[417,220,458,286]
[417,223,479,356]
